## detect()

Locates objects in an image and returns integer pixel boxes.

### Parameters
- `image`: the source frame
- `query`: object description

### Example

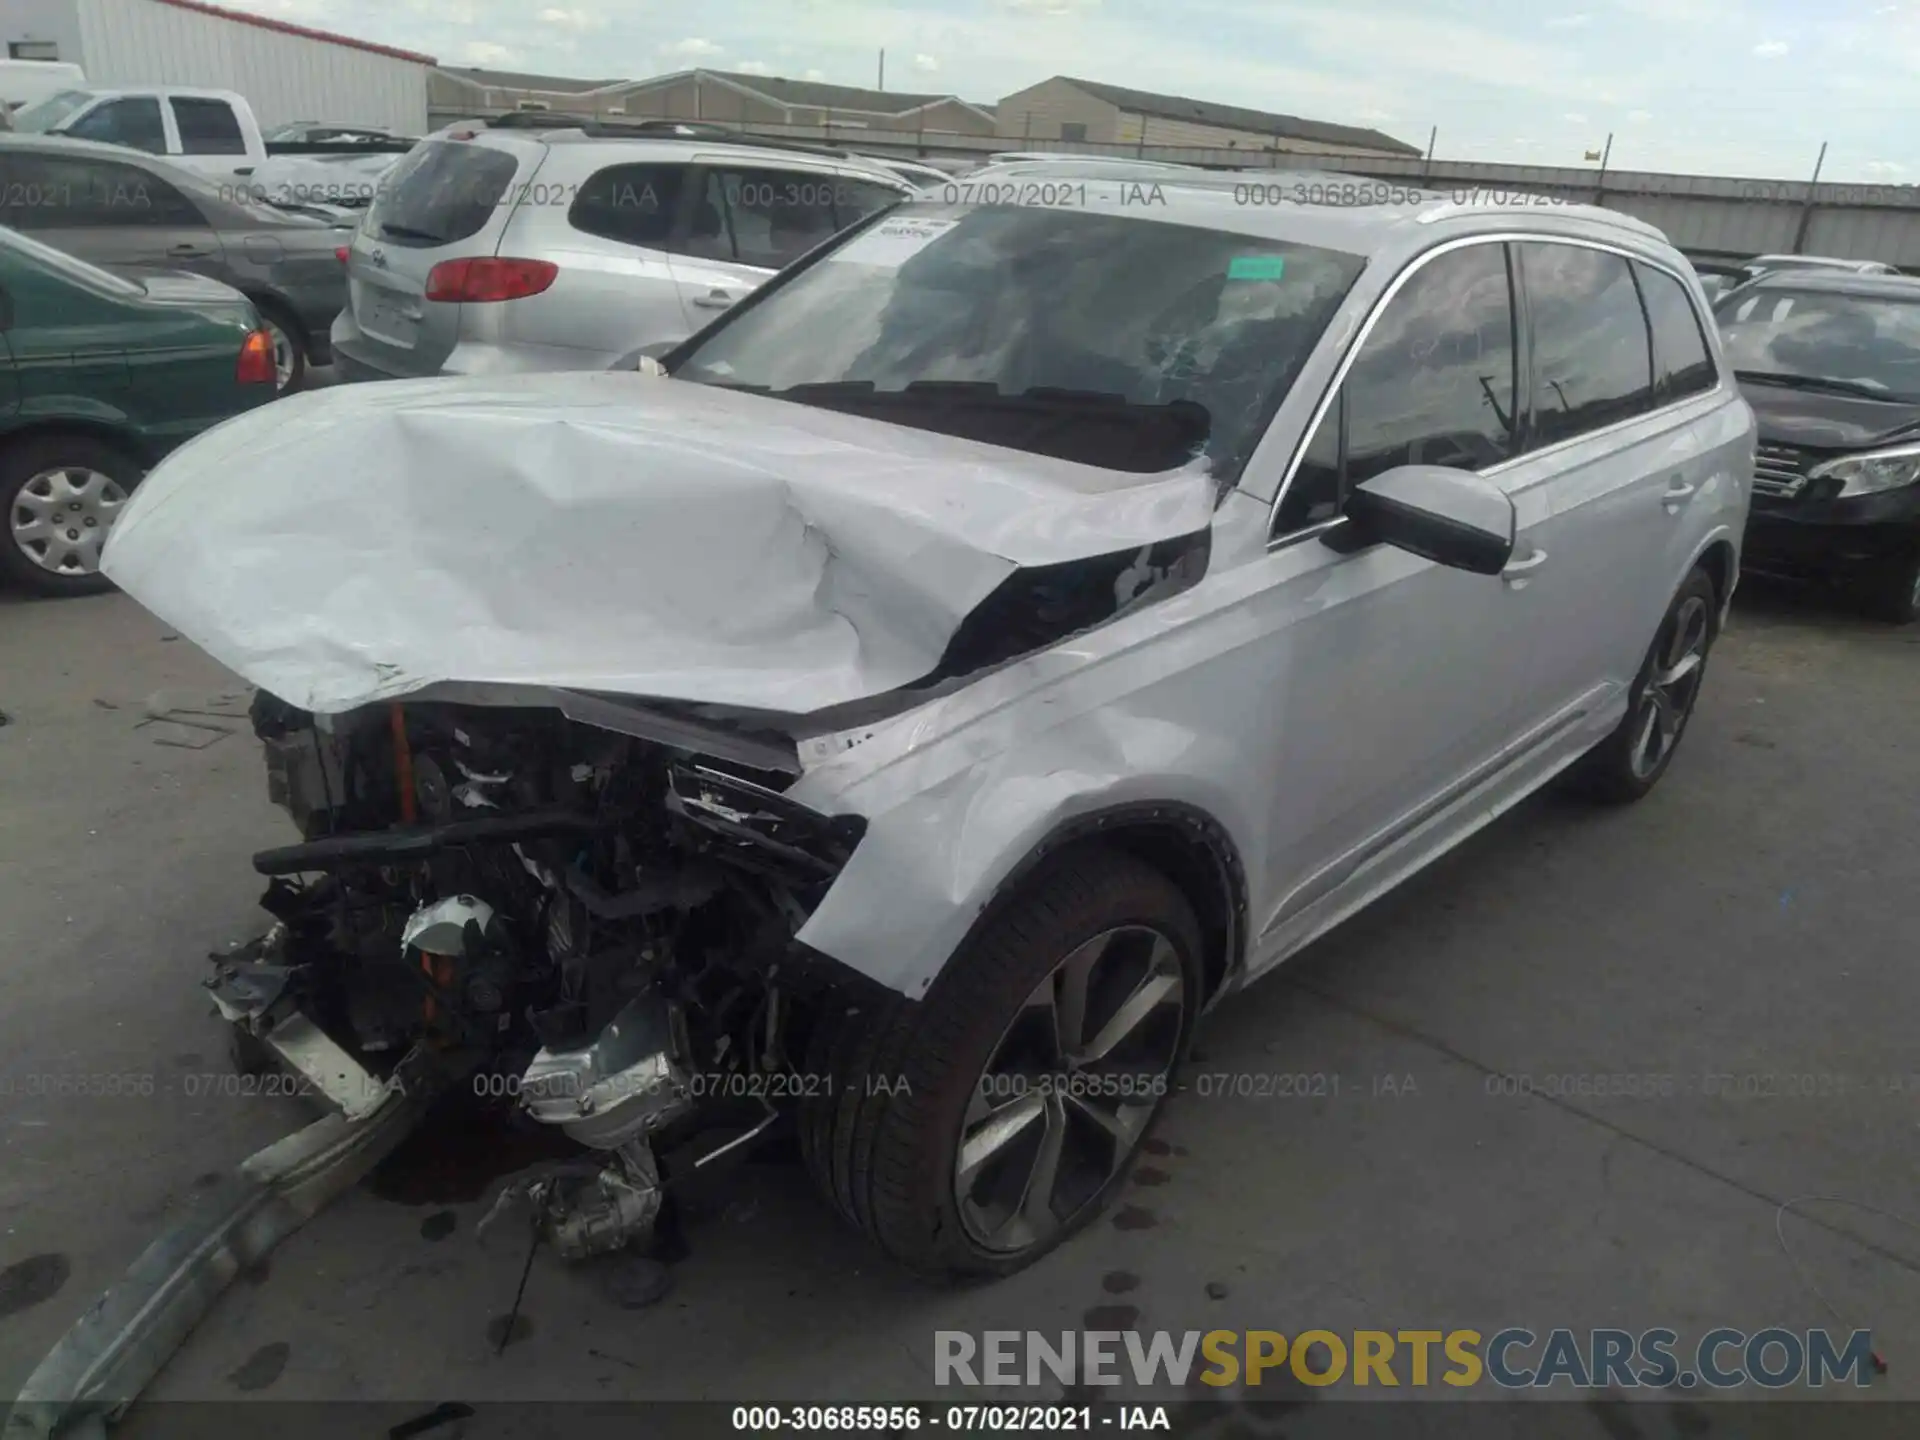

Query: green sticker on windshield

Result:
[1228,255,1286,280]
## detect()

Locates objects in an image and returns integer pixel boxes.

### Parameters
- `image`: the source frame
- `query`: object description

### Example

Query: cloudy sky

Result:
[231,0,1911,182]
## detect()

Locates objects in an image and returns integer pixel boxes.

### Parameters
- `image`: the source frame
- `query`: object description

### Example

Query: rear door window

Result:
[171,97,247,156]
[684,166,868,270]
[1519,242,1655,448]
[568,162,687,249]
[63,96,167,153]
[1633,261,1718,404]
[367,139,519,247]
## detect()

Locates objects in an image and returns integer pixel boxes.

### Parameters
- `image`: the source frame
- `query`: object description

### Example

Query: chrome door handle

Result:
[692,290,734,310]
[1501,548,1548,587]
[1663,479,1697,513]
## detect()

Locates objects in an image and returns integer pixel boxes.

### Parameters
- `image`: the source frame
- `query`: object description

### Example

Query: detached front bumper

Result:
[8,987,464,1440]
[1742,486,1920,581]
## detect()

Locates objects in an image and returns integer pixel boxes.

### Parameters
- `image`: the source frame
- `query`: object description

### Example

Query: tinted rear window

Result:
[172,97,246,155]
[569,162,686,249]
[367,140,518,247]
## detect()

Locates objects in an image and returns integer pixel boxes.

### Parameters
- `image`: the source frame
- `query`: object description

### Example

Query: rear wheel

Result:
[798,847,1202,1280]
[256,303,308,394]
[0,433,140,597]
[1567,566,1718,803]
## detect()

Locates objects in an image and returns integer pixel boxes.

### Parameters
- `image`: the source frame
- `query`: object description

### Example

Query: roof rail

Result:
[478,112,860,159]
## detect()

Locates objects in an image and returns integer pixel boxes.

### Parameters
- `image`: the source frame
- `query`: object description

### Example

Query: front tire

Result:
[799,847,1202,1281]
[1568,565,1718,804]
[0,433,140,597]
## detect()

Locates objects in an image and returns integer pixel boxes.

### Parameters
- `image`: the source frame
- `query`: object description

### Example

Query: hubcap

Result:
[1629,594,1710,779]
[266,320,296,389]
[10,467,127,577]
[955,925,1186,1254]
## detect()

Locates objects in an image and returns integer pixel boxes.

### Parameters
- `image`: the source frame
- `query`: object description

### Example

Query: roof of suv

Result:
[1749,254,1894,271]
[1727,269,1920,300]
[913,160,1678,260]
[450,125,913,186]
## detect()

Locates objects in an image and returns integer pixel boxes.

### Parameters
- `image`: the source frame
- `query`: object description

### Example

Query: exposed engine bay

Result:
[210,692,875,1263]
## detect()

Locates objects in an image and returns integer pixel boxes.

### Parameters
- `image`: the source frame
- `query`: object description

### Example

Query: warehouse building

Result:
[427,66,628,129]
[1,0,433,133]
[431,65,997,137]
[612,69,997,135]
[994,76,1420,159]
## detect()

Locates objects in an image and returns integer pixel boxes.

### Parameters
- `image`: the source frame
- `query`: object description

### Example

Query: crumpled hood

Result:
[101,371,1216,717]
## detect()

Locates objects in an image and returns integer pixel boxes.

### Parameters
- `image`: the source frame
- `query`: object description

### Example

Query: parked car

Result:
[975,151,1206,171]
[0,227,275,596]
[263,121,408,145]
[241,149,409,212]
[10,86,414,184]
[1689,259,1744,302]
[330,127,913,381]
[1715,269,1920,621]
[863,156,956,190]
[1729,253,1899,292]
[101,172,1751,1296]
[0,133,355,391]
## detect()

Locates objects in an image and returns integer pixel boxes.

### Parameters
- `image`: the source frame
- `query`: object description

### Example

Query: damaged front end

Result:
[218,691,870,1263]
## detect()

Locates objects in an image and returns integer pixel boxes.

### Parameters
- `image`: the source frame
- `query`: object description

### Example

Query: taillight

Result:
[335,246,349,263]
[236,329,276,386]
[424,257,557,303]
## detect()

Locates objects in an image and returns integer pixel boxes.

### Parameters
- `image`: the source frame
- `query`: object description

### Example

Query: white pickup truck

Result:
[9,85,415,189]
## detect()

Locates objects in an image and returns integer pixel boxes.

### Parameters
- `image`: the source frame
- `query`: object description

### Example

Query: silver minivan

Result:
[330,128,912,380]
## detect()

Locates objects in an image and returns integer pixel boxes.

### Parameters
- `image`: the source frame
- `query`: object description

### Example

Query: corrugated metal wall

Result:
[995,79,1124,145]
[1328,158,1920,266]
[1,0,86,68]
[1118,113,1397,158]
[75,0,428,132]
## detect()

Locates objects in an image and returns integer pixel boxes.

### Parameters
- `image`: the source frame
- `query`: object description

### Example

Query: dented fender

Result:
[788,496,1281,998]
[794,718,1255,999]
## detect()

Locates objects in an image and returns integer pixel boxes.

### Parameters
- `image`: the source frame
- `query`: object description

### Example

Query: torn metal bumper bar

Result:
[6,1025,464,1440]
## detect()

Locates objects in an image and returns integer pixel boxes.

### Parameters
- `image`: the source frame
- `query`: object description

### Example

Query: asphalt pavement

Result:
[2,574,1918,1430]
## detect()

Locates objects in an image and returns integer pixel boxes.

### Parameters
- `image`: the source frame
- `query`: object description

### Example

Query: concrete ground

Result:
[2,571,1919,1432]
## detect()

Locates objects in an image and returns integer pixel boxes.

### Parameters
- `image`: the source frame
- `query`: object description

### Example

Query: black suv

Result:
[1715,270,1920,622]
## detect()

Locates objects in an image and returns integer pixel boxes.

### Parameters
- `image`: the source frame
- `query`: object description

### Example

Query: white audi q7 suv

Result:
[97,169,1755,1307]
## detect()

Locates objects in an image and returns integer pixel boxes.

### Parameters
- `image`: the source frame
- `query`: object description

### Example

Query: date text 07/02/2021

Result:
[730,1405,1171,1432]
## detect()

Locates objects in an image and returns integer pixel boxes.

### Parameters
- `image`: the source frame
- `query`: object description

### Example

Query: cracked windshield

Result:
[0,3,1915,1439]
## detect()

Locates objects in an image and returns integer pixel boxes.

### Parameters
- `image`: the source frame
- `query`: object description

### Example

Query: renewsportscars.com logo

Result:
[935,1328,1877,1390]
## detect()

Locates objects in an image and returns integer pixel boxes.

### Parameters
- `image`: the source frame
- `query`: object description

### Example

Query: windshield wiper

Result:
[780,380,877,400]
[1735,370,1902,401]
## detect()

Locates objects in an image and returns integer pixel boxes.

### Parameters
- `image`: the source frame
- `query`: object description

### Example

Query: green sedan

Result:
[0,225,277,596]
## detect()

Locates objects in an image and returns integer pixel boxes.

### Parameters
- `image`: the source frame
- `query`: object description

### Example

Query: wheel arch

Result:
[1694,535,1738,616]
[241,290,306,344]
[967,801,1249,1009]
[0,419,152,470]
